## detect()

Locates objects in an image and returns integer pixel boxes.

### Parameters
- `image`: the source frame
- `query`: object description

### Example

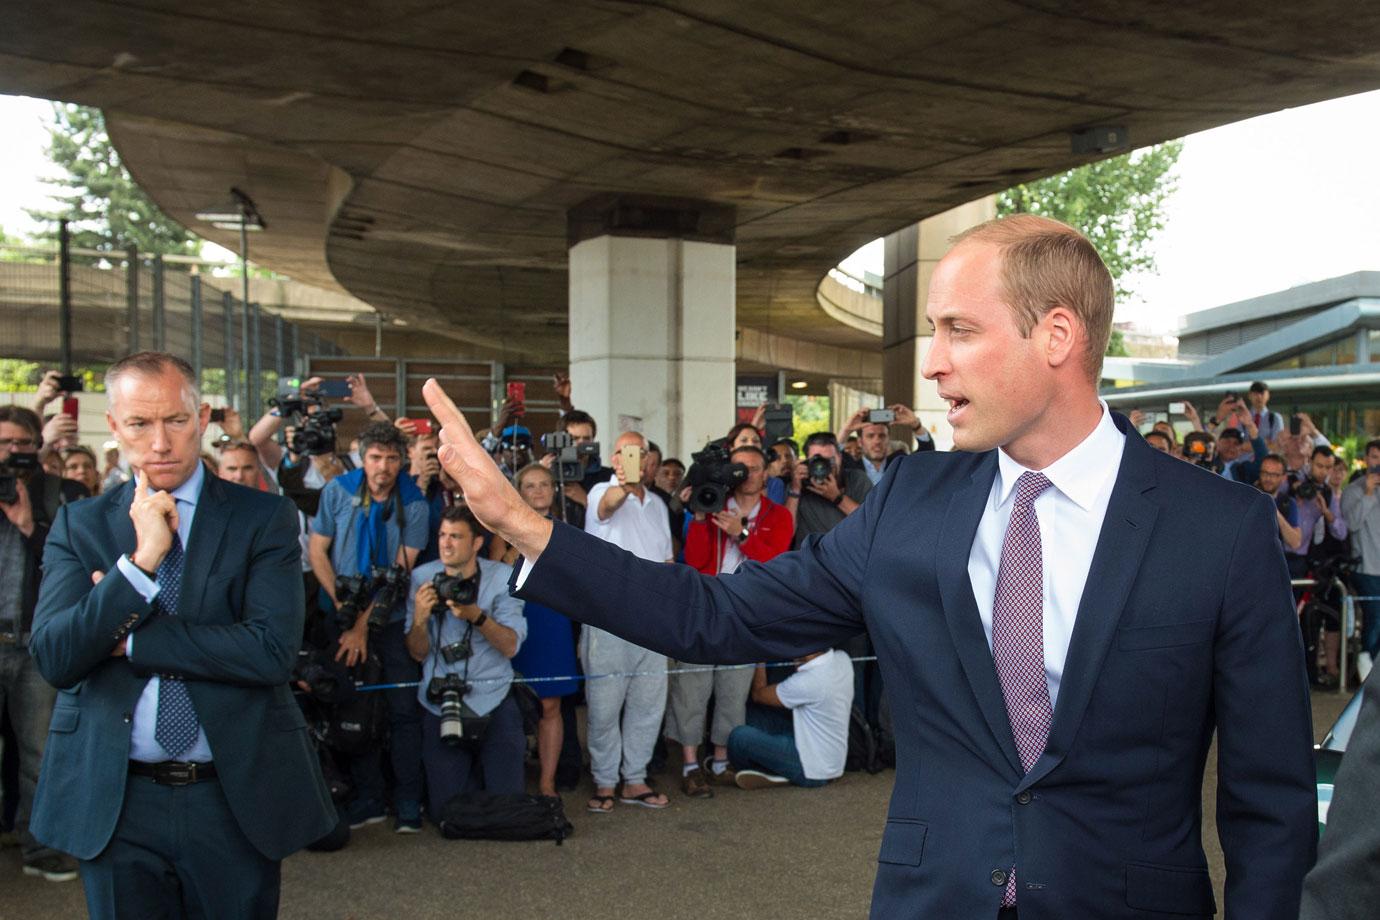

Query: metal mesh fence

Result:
[0,242,343,405]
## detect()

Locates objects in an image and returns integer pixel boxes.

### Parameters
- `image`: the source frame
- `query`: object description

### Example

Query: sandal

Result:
[586,794,615,814]
[618,788,669,809]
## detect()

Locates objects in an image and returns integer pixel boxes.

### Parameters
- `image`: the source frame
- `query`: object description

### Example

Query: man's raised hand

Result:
[423,379,553,562]
[129,469,179,574]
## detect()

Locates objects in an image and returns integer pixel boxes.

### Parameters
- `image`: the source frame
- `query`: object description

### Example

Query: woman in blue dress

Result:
[509,463,580,796]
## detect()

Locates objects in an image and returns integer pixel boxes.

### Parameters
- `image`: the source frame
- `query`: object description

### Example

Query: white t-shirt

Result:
[586,477,673,562]
[775,649,855,780]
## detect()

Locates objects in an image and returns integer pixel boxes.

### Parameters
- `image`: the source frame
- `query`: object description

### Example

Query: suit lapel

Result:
[105,480,137,562]
[1017,420,1159,792]
[937,452,1024,778]
[180,472,230,620]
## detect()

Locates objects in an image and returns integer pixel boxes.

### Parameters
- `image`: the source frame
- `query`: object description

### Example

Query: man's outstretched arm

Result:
[423,379,873,663]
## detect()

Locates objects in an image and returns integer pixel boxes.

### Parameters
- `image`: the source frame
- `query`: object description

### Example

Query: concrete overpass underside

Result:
[3,1,1380,365]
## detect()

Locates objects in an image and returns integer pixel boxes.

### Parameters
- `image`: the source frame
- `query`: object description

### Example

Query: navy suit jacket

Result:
[515,414,1316,919]
[28,474,336,861]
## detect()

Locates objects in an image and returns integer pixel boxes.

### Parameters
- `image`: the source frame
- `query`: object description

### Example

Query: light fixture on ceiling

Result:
[790,380,808,390]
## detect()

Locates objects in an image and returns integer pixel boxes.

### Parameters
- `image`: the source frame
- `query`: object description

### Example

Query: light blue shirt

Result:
[405,557,526,717]
[116,462,214,763]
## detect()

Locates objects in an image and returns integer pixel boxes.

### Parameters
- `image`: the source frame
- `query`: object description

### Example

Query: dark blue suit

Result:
[28,474,335,910]
[515,415,1316,919]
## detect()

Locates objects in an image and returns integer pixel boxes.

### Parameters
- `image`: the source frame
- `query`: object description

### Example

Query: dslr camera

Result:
[367,564,410,631]
[685,441,747,514]
[426,674,471,746]
[1294,478,1320,502]
[0,451,39,505]
[333,564,409,632]
[806,454,835,483]
[270,391,342,457]
[433,568,480,610]
[333,573,373,630]
[541,431,600,481]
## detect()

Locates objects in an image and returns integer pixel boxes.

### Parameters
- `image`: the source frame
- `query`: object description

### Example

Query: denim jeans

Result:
[726,704,827,788]
[0,643,58,860]
[1352,572,1380,657]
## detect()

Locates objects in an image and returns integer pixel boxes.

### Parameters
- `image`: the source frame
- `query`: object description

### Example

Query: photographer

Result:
[1285,446,1349,685]
[539,409,610,511]
[406,506,525,818]
[406,426,450,564]
[583,431,673,812]
[1181,430,1216,468]
[1211,394,1268,482]
[787,432,871,547]
[1342,439,1380,663]
[839,405,934,485]
[673,444,793,796]
[1258,455,1304,553]
[0,406,86,882]
[726,651,854,790]
[308,421,429,832]
[248,374,379,490]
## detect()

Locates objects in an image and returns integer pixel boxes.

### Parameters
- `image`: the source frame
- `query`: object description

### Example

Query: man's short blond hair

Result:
[952,214,1114,381]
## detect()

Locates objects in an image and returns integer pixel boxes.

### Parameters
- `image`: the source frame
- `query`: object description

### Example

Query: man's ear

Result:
[1042,306,1080,369]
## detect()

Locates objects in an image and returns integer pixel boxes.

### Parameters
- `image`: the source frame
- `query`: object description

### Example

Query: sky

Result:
[6,89,1380,333]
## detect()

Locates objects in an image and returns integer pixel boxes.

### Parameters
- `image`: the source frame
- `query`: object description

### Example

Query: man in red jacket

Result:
[671,445,793,796]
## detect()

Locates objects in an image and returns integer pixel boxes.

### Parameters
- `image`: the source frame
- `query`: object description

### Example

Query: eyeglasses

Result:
[0,438,37,449]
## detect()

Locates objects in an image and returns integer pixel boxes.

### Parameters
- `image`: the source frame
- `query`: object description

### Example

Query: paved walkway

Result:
[1,690,1350,919]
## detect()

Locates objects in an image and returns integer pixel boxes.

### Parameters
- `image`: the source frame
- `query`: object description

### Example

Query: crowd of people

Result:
[1127,380,1380,686]
[3,360,1378,873]
[0,363,943,873]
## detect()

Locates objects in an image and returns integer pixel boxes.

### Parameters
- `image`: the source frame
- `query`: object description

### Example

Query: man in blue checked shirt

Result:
[405,505,526,820]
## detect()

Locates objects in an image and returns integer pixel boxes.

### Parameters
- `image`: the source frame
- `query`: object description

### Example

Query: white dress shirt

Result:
[116,461,214,763]
[967,402,1126,710]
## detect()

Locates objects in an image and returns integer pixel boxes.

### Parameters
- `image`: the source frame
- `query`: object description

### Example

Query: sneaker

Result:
[394,800,422,834]
[22,853,79,882]
[346,798,387,829]
[734,769,790,790]
[701,756,738,786]
[681,766,713,798]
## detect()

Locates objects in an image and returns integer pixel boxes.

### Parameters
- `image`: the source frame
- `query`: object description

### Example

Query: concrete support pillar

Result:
[567,196,737,460]
[882,196,996,450]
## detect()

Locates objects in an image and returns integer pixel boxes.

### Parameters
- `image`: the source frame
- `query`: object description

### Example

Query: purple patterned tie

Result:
[991,471,1054,907]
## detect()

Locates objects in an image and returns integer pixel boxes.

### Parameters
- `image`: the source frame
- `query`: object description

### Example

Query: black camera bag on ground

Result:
[438,792,573,845]
[319,652,389,754]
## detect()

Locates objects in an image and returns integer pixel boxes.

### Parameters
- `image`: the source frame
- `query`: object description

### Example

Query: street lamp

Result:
[196,188,265,411]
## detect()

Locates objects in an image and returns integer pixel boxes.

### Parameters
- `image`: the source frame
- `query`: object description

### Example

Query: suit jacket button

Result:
[122,713,132,723]
[991,869,1008,886]
[1016,791,1033,805]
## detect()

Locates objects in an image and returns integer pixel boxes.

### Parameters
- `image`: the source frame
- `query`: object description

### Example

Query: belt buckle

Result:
[157,762,197,786]
[0,631,19,646]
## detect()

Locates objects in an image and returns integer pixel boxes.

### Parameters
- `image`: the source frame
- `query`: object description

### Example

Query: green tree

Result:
[997,141,1182,311]
[785,394,832,444]
[26,104,200,255]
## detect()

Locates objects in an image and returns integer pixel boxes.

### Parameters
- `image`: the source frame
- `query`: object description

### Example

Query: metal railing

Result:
[0,232,343,410]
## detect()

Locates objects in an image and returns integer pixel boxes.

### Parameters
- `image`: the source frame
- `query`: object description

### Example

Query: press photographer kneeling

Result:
[406,506,527,820]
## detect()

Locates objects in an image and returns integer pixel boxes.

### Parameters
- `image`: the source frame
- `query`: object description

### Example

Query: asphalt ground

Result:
[1,689,1350,920]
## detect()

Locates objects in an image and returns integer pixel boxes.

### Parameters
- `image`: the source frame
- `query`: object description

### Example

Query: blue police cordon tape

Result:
[343,656,881,692]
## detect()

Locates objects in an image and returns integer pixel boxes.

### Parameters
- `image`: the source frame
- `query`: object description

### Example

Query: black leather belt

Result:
[128,760,217,785]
